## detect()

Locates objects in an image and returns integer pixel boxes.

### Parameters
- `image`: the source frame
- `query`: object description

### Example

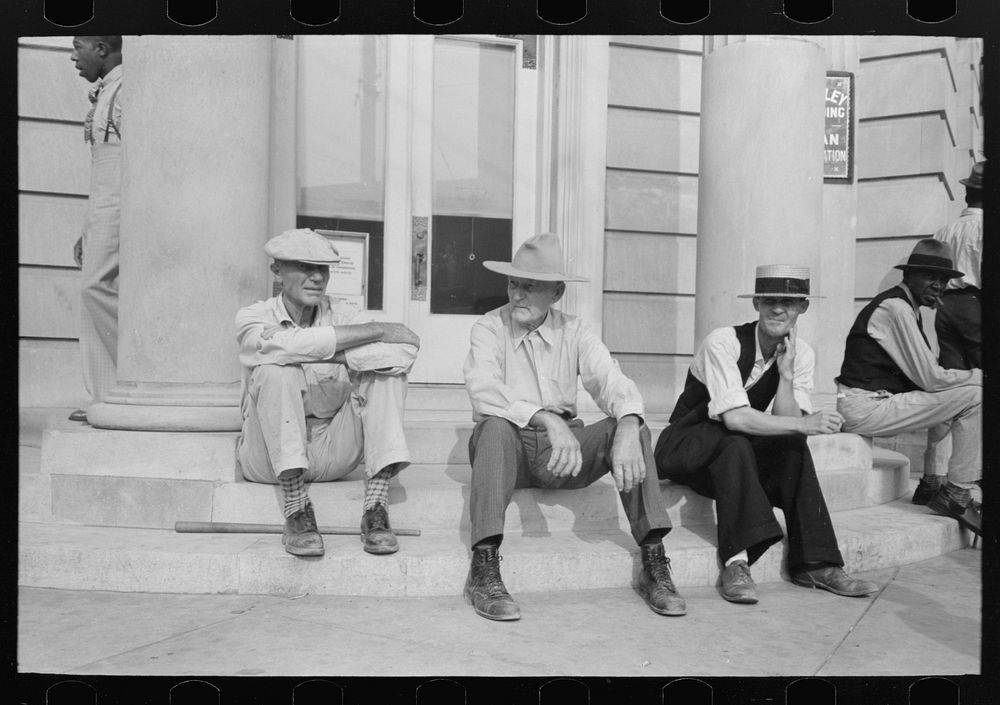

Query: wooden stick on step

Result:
[174,521,421,537]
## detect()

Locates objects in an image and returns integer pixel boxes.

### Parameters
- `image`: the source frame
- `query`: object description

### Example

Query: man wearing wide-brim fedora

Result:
[654,264,878,604]
[836,238,982,537]
[932,161,983,370]
[461,232,685,621]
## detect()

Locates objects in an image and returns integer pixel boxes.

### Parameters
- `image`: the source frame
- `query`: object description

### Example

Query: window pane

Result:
[430,39,515,314]
[297,36,386,310]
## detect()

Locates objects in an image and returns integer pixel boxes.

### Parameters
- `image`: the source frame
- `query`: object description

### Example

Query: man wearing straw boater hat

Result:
[654,265,878,604]
[236,228,420,558]
[462,232,684,621]
[836,238,982,537]
[932,161,983,370]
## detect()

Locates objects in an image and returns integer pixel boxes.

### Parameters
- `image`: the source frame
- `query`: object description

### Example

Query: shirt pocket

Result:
[305,363,352,418]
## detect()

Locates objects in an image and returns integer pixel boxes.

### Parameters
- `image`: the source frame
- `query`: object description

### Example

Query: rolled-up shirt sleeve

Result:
[463,318,542,428]
[577,323,645,421]
[696,328,751,421]
[236,304,339,367]
[869,299,981,391]
[344,342,418,375]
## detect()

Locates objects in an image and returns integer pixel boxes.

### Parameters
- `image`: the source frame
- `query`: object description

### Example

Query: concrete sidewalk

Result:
[18,548,979,677]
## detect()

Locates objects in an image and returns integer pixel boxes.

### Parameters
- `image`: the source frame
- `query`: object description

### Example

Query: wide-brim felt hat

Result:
[893,238,964,279]
[959,161,984,189]
[264,228,341,265]
[482,232,589,282]
[737,264,822,298]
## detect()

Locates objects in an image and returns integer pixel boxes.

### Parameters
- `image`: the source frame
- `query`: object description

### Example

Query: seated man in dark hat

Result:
[236,228,420,558]
[836,239,982,537]
[462,232,684,621]
[654,264,878,604]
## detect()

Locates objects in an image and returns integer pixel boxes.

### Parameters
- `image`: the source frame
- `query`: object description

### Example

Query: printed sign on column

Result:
[825,72,854,182]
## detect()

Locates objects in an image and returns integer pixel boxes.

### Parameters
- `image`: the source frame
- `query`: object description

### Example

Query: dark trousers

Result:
[468,416,673,548]
[935,288,980,370]
[654,421,843,571]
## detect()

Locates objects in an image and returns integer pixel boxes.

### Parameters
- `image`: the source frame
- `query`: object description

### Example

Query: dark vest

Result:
[836,286,926,394]
[668,322,781,427]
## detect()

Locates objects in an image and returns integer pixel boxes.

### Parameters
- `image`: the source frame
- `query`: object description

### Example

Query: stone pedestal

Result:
[88,36,274,431]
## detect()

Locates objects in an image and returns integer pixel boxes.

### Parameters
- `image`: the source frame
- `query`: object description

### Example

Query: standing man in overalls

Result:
[69,36,123,423]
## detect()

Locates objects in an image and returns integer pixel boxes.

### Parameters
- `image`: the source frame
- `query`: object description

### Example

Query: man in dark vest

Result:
[836,239,981,537]
[654,264,878,604]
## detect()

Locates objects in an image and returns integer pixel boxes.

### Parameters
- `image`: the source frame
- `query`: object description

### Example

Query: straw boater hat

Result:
[893,238,964,279]
[737,264,822,299]
[482,232,589,282]
[959,161,984,190]
[264,228,340,264]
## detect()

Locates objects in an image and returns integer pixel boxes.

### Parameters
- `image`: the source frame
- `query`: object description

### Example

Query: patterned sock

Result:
[944,481,974,505]
[279,469,310,517]
[363,468,392,511]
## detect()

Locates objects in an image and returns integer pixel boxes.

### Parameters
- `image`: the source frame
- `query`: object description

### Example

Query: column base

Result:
[88,403,242,432]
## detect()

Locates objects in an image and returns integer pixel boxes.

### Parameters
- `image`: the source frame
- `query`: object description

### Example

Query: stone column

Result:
[88,36,274,431]
[545,35,609,334]
[695,37,827,367]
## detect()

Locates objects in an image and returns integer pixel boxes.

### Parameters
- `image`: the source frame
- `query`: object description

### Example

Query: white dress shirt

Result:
[933,207,982,290]
[463,304,645,427]
[690,323,815,421]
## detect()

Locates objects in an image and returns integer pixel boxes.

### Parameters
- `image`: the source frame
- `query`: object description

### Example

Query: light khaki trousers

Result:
[80,143,120,404]
[837,383,981,484]
[237,364,411,484]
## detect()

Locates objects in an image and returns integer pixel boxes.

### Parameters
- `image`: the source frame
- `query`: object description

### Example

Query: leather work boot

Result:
[283,504,324,557]
[360,503,399,555]
[911,475,943,505]
[463,544,521,621]
[927,484,982,537]
[637,542,686,616]
[791,564,878,597]
[720,559,758,604]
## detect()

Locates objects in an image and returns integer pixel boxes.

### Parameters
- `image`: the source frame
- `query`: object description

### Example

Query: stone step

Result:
[43,453,911,533]
[17,497,971,597]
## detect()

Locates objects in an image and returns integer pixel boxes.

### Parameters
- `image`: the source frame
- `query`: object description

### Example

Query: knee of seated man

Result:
[250,363,306,392]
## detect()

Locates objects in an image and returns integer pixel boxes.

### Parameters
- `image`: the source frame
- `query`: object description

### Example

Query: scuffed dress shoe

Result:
[360,504,399,555]
[720,560,758,604]
[68,409,88,422]
[791,565,878,597]
[927,486,982,537]
[464,544,520,621]
[637,542,686,615]
[283,504,325,557]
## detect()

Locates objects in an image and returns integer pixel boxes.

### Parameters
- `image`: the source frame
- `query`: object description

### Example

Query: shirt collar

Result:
[511,307,554,349]
[898,281,919,311]
[752,322,771,365]
[273,294,322,327]
[100,64,122,88]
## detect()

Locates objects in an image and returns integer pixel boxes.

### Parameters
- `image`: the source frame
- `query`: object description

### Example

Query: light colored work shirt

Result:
[865,283,981,391]
[236,294,417,418]
[933,207,981,290]
[463,304,645,428]
[691,323,815,421]
[84,64,122,146]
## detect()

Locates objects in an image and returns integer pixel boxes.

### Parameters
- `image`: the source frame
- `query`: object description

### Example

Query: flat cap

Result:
[264,228,340,264]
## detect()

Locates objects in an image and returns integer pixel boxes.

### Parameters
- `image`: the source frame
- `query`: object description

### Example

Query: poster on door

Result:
[319,230,369,309]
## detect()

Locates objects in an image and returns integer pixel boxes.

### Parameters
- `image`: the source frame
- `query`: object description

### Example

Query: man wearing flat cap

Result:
[654,265,877,604]
[236,228,420,558]
[836,239,982,537]
[462,232,684,621]
[932,161,983,371]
